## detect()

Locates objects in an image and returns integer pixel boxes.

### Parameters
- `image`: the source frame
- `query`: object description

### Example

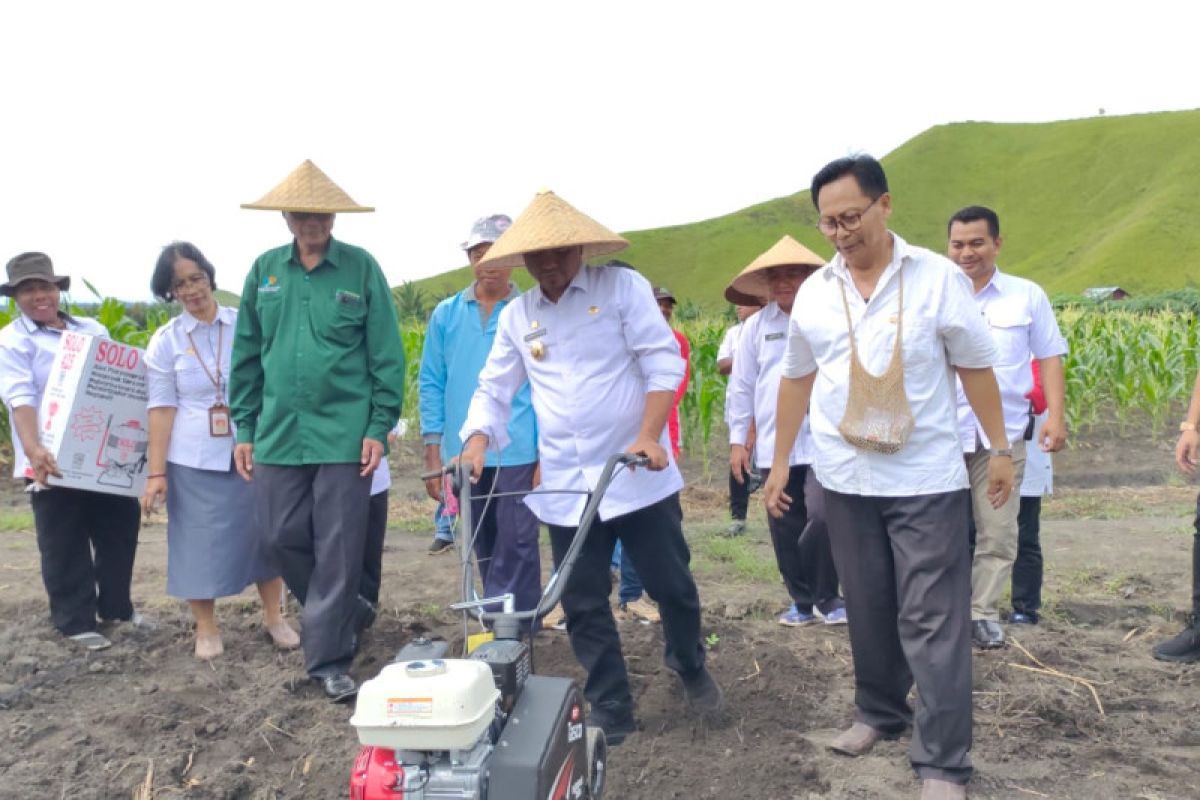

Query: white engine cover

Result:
[351,659,499,751]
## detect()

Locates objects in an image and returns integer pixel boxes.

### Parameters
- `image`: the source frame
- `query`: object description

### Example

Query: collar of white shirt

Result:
[974,266,1006,298]
[822,232,911,297]
[531,265,594,306]
[180,305,236,333]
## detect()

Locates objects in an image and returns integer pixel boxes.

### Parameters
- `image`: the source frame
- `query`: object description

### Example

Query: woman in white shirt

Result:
[141,243,298,660]
[0,252,142,651]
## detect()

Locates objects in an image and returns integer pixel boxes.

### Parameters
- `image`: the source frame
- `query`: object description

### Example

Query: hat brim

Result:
[483,240,630,271]
[725,264,822,306]
[0,274,69,297]
[240,202,374,213]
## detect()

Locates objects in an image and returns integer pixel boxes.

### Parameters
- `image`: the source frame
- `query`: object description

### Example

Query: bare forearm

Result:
[146,407,176,474]
[771,373,815,470]
[1184,369,1200,426]
[639,391,674,441]
[12,406,40,458]
[958,366,1009,448]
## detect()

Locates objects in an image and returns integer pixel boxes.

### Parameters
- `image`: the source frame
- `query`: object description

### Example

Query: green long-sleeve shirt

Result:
[230,237,404,465]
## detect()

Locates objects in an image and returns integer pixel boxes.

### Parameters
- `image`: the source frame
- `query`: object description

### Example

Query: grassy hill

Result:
[412,109,1200,304]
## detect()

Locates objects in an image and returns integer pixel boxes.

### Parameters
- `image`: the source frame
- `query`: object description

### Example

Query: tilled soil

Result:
[3,427,1200,798]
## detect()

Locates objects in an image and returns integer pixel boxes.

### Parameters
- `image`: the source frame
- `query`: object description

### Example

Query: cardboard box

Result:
[38,332,149,497]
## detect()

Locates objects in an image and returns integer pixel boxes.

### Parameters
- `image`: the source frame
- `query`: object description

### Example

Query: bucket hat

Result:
[724,235,825,305]
[653,286,677,304]
[2,252,70,296]
[241,159,374,213]
[477,191,629,270]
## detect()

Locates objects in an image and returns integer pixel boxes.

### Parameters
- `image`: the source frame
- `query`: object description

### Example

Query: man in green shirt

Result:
[231,160,404,701]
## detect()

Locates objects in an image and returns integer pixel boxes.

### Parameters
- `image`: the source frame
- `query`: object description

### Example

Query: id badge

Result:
[208,404,232,437]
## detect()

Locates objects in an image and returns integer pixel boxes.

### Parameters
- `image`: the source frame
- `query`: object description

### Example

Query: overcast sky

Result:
[2,1,1197,300]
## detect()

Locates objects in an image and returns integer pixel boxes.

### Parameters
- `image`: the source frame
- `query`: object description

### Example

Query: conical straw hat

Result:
[477,190,629,269]
[241,160,374,213]
[724,235,825,305]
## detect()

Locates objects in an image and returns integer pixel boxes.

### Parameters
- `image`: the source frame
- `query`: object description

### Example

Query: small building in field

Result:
[1082,287,1130,301]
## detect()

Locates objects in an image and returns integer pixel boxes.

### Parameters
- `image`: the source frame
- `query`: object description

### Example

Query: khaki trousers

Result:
[965,441,1027,621]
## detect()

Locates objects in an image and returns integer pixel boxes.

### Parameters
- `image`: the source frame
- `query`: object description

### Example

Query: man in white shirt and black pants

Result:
[717,303,761,535]
[765,157,1014,800]
[460,191,723,746]
[727,237,845,626]
[946,206,1068,650]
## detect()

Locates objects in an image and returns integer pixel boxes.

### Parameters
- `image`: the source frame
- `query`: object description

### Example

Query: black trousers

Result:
[824,489,973,784]
[1010,497,1043,618]
[760,465,842,615]
[30,486,139,636]
[359,489,389,607]
[548,493,705,715]
[728,466,749,521]
[1190,493,1200,617]
[255,463,371,677]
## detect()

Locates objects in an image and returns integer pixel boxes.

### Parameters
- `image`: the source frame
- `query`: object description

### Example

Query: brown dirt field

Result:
[2,426,1200,799]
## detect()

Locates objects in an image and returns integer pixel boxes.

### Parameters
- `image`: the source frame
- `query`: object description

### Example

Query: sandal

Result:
[194,633,224,661]
[265,621,300,650]
[68,631,112,651]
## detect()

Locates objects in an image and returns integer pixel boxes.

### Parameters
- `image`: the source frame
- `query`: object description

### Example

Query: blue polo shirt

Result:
[419,283,536,466]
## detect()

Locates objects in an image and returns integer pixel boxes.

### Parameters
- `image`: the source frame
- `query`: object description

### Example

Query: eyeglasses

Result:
[171,273,209,293]
[816,195,882,236]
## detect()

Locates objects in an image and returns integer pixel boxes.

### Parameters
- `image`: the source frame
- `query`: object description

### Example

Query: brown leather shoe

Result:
[828,722,884,756]
[920,778,967,799]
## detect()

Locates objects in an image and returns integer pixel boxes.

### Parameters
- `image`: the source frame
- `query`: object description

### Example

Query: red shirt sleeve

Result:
[1026,359,1047,414]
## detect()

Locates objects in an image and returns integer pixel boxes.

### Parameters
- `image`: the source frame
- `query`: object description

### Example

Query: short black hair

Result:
[810,155,889,211]
[151,242,217,302]
[947,206,1001,239]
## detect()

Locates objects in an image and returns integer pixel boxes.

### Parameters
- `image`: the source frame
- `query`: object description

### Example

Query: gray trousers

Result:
[823,488,973,784]
[256,463,371,677]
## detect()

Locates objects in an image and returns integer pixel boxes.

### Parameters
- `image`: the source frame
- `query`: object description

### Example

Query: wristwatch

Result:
[986,448,1013,458]
[1181,422,1197,432]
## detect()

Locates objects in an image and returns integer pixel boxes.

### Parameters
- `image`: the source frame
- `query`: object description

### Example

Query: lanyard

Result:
[186,321,225,401]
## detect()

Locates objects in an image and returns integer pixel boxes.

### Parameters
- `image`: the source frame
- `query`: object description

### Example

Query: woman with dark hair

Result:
[141,242,298,660]
[0,252,143,650]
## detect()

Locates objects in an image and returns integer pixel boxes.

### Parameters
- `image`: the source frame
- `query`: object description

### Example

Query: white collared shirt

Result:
[0,313,108,479]
[145,306,239,471]
[780,233,997,497]
[727,302,815,469]
[719,321,744,425]
[955,269,1068,451]
[461,265,685,526]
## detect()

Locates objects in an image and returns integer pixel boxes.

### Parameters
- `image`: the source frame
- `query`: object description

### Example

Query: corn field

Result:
[671,308,1200,463]
[4,298,1198,462]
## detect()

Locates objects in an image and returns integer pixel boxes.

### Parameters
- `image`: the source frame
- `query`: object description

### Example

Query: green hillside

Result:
[412,109,1200,304]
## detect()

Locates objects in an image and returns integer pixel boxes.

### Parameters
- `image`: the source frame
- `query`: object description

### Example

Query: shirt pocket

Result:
[987,310,1031,366]
[574,307,625,365]
[174,354,216,401]
[256,293,283,335]
[866,311,938,370]
[314,295,367,347]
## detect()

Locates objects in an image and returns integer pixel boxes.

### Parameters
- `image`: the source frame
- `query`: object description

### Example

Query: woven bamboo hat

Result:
[477,190,629,269]
[241,159,374,213]
[724,235,825,305]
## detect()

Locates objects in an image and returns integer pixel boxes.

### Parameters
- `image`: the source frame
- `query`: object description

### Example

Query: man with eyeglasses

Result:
[231,161,404,702]
[946,206,1067,649]
[764,155,1012,799]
